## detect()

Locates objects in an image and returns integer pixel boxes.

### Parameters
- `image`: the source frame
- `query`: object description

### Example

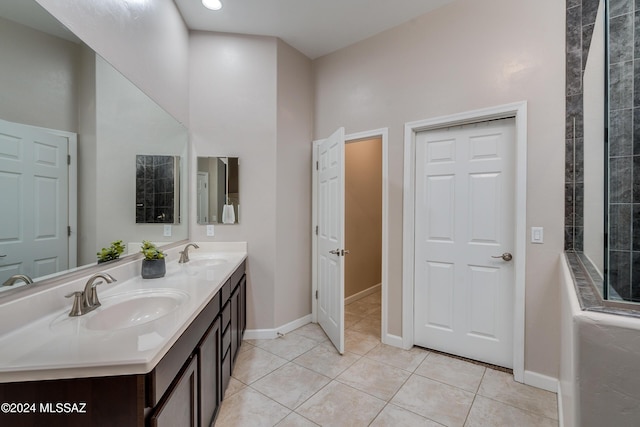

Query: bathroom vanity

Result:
[0,243,246,427]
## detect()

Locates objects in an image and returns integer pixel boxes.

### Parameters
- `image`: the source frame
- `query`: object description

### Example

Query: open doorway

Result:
[344,137,383,338]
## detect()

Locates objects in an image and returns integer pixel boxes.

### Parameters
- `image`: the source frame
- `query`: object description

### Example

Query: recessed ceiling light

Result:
[202,0,222,11]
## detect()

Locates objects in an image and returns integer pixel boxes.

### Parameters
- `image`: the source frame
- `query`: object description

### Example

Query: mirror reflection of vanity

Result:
[0,0,188,292]
[197,157,239,225]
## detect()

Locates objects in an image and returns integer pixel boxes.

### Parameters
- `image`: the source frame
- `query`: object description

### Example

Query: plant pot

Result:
[141,258,166,279]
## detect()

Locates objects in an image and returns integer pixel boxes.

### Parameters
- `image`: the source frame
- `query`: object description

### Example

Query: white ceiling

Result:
[173,0,453,59]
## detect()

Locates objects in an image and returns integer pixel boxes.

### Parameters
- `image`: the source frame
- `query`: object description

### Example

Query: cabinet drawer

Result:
[147,292,220,407]
[221,279,231,302]
[221,301,231,330]
[222,324,231,354]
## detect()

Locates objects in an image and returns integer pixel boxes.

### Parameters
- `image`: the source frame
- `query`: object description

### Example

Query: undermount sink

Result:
[85,289,188,331]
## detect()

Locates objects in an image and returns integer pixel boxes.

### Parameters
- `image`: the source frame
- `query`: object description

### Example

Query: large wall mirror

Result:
[196,157,239,225]
[0,0,189,294]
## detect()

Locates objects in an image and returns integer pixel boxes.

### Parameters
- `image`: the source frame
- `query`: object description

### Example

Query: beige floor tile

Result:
[296,381,386,427]
[252,363,331,410]
[370,404,443,426]
[345,312,366,329]
[478,369,558,420]
[391,375,475,427]
[276,411,320,426]
[232,346,288,384]
[224,377,246,398]
[365,344,429,372]
[465,395,558,427]
[238,341,254,355]
[216,388,291,427]
[414,352,486,393]
[290,323,329,343]
[345,329,381,355]
[292,341,361,378]
[336,357,410,401]
[350,316,381,338]
[251,333,319,361]
[360,291,381,304]
[345,300,377,316]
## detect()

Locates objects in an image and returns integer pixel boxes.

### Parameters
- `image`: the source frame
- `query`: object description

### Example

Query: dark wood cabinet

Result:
[149,354,198,427]
[0,261,246,427]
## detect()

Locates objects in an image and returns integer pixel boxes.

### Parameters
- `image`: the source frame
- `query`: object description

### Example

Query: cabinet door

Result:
[150,355,198,427]
[230,285,240,366]
[240,275,246,338]
[199,317,221,427]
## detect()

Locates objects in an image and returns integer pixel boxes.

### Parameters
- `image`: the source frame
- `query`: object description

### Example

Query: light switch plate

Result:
[206,225,215,237]
[531,227,543,244]
[163,225,172,237]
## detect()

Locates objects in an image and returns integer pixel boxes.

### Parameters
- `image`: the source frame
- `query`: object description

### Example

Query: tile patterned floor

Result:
[216,291,558,426]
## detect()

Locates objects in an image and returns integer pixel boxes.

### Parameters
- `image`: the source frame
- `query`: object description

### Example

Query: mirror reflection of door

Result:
[197,172,209,223]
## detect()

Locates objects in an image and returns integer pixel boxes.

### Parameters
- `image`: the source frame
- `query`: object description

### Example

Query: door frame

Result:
[402,102,527,382]
[312,128,390,344]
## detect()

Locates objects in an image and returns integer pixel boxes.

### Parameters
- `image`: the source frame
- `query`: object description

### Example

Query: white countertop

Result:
[0,242,247,383]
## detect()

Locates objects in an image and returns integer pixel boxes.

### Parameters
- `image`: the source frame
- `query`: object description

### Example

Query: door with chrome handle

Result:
[492,252,513,262]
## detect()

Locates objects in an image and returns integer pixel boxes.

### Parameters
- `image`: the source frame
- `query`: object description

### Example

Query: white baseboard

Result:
[382,333,404,348]
[557,382,564,427]
[523,370,558,393]
[345,283,381,305]
[244,314,312,340]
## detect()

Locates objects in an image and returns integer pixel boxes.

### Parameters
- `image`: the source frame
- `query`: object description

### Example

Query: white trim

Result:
[244,314,312,340]
[344,283,381,305]
[312,128,390,346]
[557,382,565,427]
[402,102,528,379]
[383,333,404,348]
[524,370,559,393]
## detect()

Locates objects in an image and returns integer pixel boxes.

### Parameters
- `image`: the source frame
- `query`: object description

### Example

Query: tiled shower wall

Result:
[607,0,640,301]
[566,0,640,302]
[565,0,600,252]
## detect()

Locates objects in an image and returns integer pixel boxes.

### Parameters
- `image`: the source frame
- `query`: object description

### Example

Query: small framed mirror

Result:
[196,157,239,224]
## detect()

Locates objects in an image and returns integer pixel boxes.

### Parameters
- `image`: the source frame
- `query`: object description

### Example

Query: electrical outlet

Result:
[206,225,215,237]
[531,227,543,244]
[163,224,172,237]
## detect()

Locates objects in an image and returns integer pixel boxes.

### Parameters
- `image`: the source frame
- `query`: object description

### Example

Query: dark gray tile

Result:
[575,138,585,183]
[583,0,601,28]
[575,183,585,228]
[610,203,633,249]
[567,4,583,51]
[633,109,640,154]
[635,60,640,107]
[632,251,640,301]
[610,13,634,64]
[609,250,632,299]
[566,138,575,183]
[575,226,585,251]
[633,204,640,250]
[565,226,575,251]
[582,23,596,70]
[609,109,633,156]
[566,183,576,227]
[567,93,584,139]
[611,0,634,18]
[567,48,582,96]
[634,156,640,201]
[610,156,633,202]
[636,11,640,59]
[610,61,634,110]
[567,0,581,9]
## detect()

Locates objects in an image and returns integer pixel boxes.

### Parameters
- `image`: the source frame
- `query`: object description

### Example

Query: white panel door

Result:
[0,119,69,284]
[414,118,515,368]
[317,127,346,354]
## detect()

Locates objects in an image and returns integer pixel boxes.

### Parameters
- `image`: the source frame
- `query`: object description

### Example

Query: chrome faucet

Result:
[178,243,200,264]
[2,274,34,287]
[65,272,117,316]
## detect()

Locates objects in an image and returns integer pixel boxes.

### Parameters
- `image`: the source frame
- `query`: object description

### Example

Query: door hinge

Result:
[315,290,318,299]
[67,226,71,237]
[316,161,318,170]
[67,154,71,165]
[315,225,318,235]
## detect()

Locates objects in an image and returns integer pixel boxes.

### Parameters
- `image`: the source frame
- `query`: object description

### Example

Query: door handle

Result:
[0,255,6,258]
[492,252,513,262]
[329,249,340,255]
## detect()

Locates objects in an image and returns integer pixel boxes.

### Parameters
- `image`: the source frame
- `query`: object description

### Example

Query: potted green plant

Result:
[96,240,126,264]
[140,240,166,279]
